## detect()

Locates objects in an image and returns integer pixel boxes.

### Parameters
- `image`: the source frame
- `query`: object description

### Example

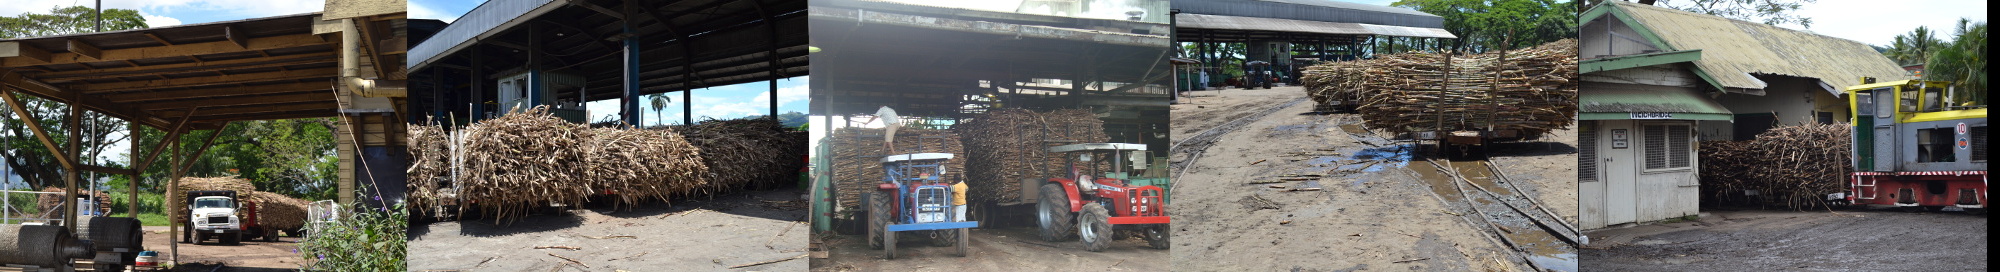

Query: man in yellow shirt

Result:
[951,181,969,222]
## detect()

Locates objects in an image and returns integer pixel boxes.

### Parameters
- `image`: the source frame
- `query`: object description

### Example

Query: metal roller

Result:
[0,224,92,267]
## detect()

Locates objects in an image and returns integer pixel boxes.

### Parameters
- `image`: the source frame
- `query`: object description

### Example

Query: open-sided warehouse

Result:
[0,1,407,268]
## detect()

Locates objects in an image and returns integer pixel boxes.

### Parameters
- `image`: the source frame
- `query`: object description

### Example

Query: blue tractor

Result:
[867,153,979,259]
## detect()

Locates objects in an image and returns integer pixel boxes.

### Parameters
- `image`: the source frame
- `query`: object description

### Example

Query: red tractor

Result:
[1032,143,1170,251]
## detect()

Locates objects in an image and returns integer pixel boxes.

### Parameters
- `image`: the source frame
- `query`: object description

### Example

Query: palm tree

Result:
[1925,18,1986,106]
[1886,26,1946,66]
[648,94,671,126]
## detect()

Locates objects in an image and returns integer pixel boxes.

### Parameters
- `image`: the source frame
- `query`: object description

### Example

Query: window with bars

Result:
[1974,126,1987,161]
[1579,121,1597,182]
[1644,124,1692,170]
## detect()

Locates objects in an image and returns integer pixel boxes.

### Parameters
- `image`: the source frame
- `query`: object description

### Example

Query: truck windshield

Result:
[194,198,233,209]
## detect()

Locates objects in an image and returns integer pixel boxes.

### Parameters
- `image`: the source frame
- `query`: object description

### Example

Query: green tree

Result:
[1656,0,1816,29]
[1393,0,1578,53]
[1886,26,1948,66]
[0,6,149,39]
[1925,18,1986,106]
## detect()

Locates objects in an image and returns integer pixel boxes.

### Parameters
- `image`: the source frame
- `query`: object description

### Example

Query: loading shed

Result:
[1171,0,1456,90]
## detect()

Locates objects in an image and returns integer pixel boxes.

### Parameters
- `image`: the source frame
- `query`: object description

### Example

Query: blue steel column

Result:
[622,0,642,126]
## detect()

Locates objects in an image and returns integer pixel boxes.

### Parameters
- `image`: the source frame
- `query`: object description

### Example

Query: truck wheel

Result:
[1037,183,1075,241]
[265,227,279,242]
[867,191,890,250]
[1146,225,1171,249]
[1079,203,1112,252]
[194,232,207,245]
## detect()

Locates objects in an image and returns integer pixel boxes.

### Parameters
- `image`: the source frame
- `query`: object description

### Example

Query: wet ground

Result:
[1582,208,1987,271]
[1169,86,1580,271]
[810,227,1167,271]
[406,189,809,271]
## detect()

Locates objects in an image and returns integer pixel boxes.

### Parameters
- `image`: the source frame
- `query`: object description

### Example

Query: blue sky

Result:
[1,0,329,28]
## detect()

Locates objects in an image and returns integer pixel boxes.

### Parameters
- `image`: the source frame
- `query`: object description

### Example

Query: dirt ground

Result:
[1169,86,1578,271]
[407,188,810,271]
[810,226,1168,271]
[1582,208,1987,271]
[139,226,303,272]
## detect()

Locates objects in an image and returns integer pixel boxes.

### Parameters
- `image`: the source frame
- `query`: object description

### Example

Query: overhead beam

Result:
[67,39,102,60]
[143,32,175,46]
[224,25,251,49]
[138,92,334,110]
[0,42,53,62]
[2,34,333,66]
[105,82,332,102]
[1,70,171,128]
[192,111,334,122]
[71,67,339,93]
[32,53,339,81]
[155,102,340,118]
[135,109,197,172]
[570,0,625,19]
[77,164,137,175]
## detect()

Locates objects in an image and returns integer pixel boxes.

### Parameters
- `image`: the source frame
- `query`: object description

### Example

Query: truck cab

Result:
[186,191,244,245]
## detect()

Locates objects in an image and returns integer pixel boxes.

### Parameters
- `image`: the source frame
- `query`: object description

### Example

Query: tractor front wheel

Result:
[931,229,957,247]
[1037,183,1075,241]
[1079,203,1112,252]
[955,228,970,257]
[1146,225,1171,249]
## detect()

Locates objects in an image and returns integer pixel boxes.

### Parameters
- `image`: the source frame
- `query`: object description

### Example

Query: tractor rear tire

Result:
[1037,184,1075,242]
[1146,225,1171,249]
[867,191,890,250]
[1079,203,1113,252]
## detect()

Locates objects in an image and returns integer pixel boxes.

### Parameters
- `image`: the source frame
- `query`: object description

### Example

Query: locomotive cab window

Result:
[1917,128,1955,162]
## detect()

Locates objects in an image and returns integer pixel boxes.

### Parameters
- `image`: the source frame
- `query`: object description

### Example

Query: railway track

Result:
[1422,158,1579,271]
[1170,97,1309,179]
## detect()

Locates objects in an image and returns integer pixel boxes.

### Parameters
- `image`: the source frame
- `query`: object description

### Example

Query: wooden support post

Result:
[172,124,229,179]
[64,95,80,232]
[136,108,198,170]
[0,89,76,169]
[128,122,140,219]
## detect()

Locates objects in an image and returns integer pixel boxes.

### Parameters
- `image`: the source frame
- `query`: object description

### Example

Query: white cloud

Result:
[749,78,811,106]
[1779,0,1987,46]
[143,13,183,27]
[408,1,459,23]
[139,0,327,19]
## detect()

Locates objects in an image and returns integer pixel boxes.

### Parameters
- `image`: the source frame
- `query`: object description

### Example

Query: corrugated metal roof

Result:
[406,0,563,71]
[1580,86,1732,120]
[1176,13,1456,39]
[1173,0,1443,28]
[1604,1,1907,92]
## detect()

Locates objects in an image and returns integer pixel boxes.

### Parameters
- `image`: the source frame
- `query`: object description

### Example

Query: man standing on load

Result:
[864,106,900,152]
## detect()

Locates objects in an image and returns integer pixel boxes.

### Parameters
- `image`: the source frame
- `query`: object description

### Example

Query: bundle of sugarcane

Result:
[957,108,1109,204]
[456,106,592,223]
[1337,39,1577,135]
[405,121,450,218]
[246,191,309,231]
[828,127,964,209]
[1741,123,1852,210]
[35,187,111,215]
[1696,140,1757,205]
[1301,58,1387,107]
[674,118,807,194]
[583,125,709,206]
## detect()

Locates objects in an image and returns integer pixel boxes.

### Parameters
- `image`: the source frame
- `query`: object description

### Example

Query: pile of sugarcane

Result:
[1698,123,1852,210]
[828,127,964,209]
[673,118,808,194]
[1304,39,1577,135]
[246,191,309,232]
[453,106,594,223]
[583,125,709,206]
[406,120,451,219]
[956,108,1109,204]
[35,187,111,215]
[1697,140,1757,205]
